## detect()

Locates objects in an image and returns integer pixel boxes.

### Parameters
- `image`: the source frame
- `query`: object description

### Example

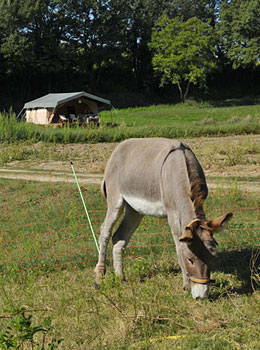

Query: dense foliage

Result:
[219,0,260,68]
[0,0,260,110]
[150,16,216,101]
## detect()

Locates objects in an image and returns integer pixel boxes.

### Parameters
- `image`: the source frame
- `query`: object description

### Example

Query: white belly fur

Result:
[124,195,167,217]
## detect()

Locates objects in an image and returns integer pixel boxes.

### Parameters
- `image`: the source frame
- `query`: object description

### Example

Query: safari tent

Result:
[23,91,111,125]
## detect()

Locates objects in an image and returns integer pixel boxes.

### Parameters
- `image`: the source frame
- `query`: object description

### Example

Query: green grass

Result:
[103,102,260,127]
[1,101,260,144]
[0,177,259,349]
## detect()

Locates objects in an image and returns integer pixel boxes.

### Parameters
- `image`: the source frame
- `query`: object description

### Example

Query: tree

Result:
[149,16,217,102]
[219,0,260,69]
[0,0,70,97]
[88,0,171,91]
[117,0,172,90]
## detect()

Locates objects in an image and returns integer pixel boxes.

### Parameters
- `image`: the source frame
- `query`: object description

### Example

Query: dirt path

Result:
[0,167,103,184]
[0,135,259,191]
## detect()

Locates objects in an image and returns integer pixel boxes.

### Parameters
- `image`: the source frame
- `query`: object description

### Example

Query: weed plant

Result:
[0,306,62,350]
[251,250,260,291]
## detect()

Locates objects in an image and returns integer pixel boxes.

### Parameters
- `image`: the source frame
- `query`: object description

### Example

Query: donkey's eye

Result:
[188,258,194,265]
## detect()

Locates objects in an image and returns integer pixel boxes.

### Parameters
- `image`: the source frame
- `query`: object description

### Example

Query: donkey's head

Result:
[179,213,233,299]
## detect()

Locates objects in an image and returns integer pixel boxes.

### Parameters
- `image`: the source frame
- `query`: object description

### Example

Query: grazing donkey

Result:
[94,138,232,299]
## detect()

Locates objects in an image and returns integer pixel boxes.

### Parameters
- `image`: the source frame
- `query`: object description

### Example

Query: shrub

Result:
[0,307,63,350]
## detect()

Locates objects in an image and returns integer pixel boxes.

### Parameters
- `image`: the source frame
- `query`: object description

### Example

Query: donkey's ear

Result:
[208,213,233,233]
[179,219,200,243]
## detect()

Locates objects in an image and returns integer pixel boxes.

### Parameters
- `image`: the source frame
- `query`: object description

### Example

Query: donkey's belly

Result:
[123,195,167,217]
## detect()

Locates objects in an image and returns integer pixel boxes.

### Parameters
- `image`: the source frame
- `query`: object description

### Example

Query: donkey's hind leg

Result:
[112,203,143,281]
[94,194,124,288]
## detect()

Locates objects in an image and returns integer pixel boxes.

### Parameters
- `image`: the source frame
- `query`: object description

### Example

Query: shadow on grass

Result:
[212,248,260,297]
[209,96,260,108]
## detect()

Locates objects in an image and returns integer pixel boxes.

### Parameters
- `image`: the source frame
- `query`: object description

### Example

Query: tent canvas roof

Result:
[24,91,111,109]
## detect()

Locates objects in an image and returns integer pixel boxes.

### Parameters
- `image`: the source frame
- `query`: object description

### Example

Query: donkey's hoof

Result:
[93,282,101,290]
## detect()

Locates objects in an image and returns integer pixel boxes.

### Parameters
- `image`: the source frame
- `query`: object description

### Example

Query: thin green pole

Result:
[70,162,100,254]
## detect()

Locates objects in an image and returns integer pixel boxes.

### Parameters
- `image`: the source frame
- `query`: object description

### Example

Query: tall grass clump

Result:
[0,112,26,142]
[0,112,44,143]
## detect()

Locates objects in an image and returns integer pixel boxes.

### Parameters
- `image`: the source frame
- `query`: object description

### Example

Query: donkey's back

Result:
[102,138,206,215]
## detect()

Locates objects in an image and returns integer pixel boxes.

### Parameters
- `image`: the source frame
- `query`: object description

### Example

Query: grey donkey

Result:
[94,138,232,299]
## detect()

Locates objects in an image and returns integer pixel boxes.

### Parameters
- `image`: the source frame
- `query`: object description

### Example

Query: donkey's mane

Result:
[190,178,207,217]
[183,147,208,218]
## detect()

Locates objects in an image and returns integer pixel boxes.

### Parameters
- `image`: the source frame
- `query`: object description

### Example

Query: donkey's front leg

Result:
[167,213,190,291]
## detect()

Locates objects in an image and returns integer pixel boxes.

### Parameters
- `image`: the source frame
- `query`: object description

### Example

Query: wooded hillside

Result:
[1,0,260,111]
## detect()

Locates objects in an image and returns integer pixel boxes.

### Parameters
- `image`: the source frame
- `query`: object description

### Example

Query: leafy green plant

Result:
[100,272,122,292]
[127,258,151,282]
[0,307,63,350]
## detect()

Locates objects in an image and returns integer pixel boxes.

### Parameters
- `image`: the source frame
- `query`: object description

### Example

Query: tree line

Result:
[1,0,260,111]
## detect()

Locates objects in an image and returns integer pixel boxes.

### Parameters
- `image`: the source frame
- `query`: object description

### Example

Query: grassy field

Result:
[1,101,260,144]
[102,102,260,126]
[0,177,259,349]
